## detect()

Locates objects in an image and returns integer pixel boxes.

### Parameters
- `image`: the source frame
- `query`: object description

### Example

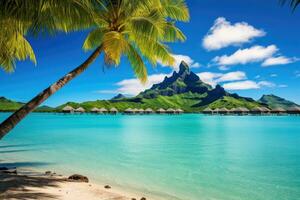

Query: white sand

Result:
[0,171,147,200]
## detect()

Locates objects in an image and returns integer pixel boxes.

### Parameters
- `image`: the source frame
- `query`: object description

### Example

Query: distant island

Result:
[1,61,299,114]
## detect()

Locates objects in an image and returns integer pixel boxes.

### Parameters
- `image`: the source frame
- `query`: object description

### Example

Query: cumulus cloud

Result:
[158,54,201,71]
[223,80,275,90]
[197,71,247,87]
[202,17,265,51]
[213,45,278,66]
[262,56,298,67]
[218,65,230,71]
[98,73,170,96]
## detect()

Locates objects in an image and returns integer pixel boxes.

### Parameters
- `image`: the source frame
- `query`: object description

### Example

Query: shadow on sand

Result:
[0,172,65,199]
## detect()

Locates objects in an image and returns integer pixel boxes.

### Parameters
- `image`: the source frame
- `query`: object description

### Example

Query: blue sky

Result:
[0,0,299,107]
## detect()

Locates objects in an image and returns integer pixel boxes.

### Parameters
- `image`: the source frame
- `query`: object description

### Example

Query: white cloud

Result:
[278,84,288,88]
[262,56,298,67]
[223,81,260,90]
[258,81,276,88]
[202,17,265,51]
[99,74,170,96]
[223,80,275,90]
[159,54,201,71]
[216,71,247,82]
[270,73,278,77]
[213,45,278,66]
[197,72,222,86]
[218,66,230,71]
[197,71,247,87]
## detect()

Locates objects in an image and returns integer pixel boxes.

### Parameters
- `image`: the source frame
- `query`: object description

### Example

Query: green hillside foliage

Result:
[259,95,299,109]
[0,97,23,111]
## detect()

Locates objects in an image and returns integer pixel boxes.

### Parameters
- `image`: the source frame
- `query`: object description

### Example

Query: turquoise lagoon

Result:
[1,113,300,200]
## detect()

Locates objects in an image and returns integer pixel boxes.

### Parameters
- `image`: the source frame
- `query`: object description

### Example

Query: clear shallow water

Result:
[1,113,300,200]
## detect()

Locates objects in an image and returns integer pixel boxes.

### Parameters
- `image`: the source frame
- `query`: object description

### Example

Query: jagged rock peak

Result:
[111,93,126,100]
[178,61,190,75]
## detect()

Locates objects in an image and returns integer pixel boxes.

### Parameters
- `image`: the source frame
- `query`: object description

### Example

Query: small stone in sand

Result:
[68,174,89,183]
[104,185,111,189]
[131,198,137,200]
[140,198,147,200]
[45,171,52,175]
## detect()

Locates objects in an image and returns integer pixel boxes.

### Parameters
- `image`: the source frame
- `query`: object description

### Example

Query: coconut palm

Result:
[0,0,95,72]
[281,0,300,10]
[0,0,189,138]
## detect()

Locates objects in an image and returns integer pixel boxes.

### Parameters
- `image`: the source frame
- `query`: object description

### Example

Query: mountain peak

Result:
[178,61,190,75]
[111,93,126,100]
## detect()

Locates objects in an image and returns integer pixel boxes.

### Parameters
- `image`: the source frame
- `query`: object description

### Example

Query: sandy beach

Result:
[0,169,146,200]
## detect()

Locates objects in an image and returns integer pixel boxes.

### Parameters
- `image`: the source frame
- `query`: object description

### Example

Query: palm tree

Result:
[0,0,189,139]
[0,0,95,72]
[281,0,300,10]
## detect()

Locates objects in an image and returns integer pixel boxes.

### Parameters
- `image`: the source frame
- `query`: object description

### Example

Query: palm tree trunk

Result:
[0,46,102,139]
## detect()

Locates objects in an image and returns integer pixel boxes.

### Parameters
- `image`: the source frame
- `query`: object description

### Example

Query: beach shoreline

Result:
[0,167,149,200]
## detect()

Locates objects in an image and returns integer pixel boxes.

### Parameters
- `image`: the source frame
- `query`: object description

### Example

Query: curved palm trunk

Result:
[0,46,102,139]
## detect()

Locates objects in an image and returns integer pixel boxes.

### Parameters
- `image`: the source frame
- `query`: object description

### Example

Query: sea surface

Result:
[1,113,300,200]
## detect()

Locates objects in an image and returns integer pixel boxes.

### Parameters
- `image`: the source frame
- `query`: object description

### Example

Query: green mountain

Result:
[0,97,55,112]
[1,62,298,112]
[259,94,299,109]
[58,61,264,112]
[0,97,23,111]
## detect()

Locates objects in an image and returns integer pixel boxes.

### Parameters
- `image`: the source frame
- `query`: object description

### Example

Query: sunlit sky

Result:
[0,0,299,107]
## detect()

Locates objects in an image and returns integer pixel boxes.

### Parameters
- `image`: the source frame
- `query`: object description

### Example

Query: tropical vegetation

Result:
[0,0,189,139]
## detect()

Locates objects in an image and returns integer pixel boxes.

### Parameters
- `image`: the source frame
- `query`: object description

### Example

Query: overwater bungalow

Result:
[260,107,271,114]
[213,108,220,115]
[145,108,154,114]
[110,108,118,115]
[137,109,144,114]
[99,108,108,114]
[175,109,184,114]
[203,107,213,114]
[271,108,286,115]
[157,108,166,114]
[287,106,300,115]
[62,106,75,113]
[251,107,264,115]
[75,107,85,113]
[166,108,176,114]
[91,107,100,114]
[219,108,229,115]
[241,107,250,115]
[124,108,134,114]
[230,107,248,115]
[132,108,139,114]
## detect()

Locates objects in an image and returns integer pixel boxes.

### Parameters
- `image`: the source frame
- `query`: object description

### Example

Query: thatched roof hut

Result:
[110,107,118,114]
[230,107,248,115]
[75,107,85,113]
[213,108,220,114]
[175,109,184,114]
[251,107,264,115]
[203,107,213,114]
[99,108,108,113]
[260,107,271,114]
[166,108,176,114]
[137,108,144,114]
[124,108,134,114]
[219,108,229,115]
[156,108,166,114]
[62,106,75,113]
[240,107,250,114]
[287,106,300,114]
[145,108,154,114]
[271,107,286,114]
[132,108,139,114]
[91,107,100,113]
